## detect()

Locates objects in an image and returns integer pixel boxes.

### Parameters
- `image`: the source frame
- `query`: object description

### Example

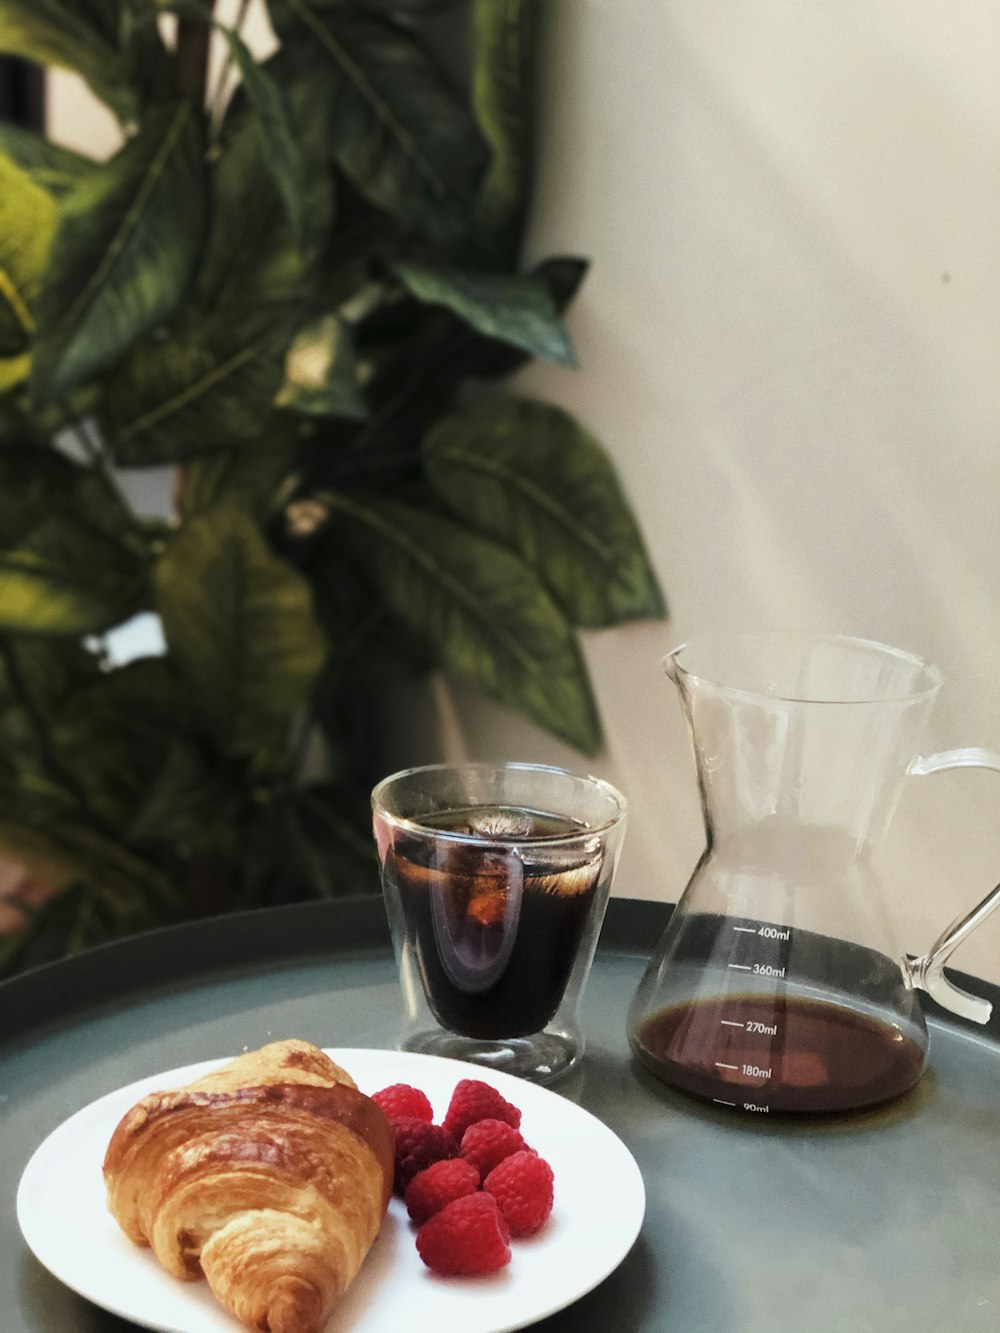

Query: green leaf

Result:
[0,124,98,197]
[197,42,334,314]
[321,491,601,753]
[66,0,121,47]
[276,314,367,419]
[0,354,29,396]
[46,657,187,834]
[105,307,297,464]
[472,0,537,246]
[393,260,574,367]
[0,394,31,440]
[127,732,233,850]
[0,516,148,635]
[0,0,135,120]
[0,441,81,546]
[217,25,309,248]
[0,154,57,356]
[0,634,100,722]
[0,816,176,951]
[30,103,207,408]
[424,397,666,627]
[282,783,377,901]
[181,429,300,521]
[307,552,434,687]
[154,507,326,759]
[119,0,174,113]
[114,51,334,465]
[357,257,589,428]
[281,3,488,242]
[0,439,140,550]
[0,642,102,838]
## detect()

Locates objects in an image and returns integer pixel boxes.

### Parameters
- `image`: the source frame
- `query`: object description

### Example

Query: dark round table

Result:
[3,897,998,1332]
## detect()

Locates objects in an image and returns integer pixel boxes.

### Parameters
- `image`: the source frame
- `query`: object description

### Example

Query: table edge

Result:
[1,896,995,1046]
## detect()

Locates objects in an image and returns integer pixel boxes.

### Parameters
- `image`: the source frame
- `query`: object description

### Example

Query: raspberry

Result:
[442,1078,522,1141]
[391,1117,459,1194]
[404,1157,481,1225]
[372,1083,434,1123]
[415,1193,512,1277]
[484,1150,555,1237]
[460,1118,528,1178]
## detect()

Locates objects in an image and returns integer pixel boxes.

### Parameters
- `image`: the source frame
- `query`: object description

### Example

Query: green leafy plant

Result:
[0,0,665,975]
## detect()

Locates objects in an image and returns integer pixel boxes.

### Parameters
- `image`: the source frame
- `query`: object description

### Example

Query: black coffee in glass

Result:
[384,804,603,1039]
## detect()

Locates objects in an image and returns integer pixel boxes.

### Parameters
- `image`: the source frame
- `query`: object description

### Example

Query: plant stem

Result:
[176,1,218,107]
[172,2,217,514]
[283,602,386,794]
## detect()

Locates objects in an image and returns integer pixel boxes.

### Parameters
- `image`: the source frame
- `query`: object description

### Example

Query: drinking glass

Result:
[372,762,627,1084]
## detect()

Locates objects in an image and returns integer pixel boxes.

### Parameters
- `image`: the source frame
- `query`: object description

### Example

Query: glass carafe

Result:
[627,633,1000,1114]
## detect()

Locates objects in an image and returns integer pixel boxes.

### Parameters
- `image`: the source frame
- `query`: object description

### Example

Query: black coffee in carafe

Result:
[633,993,926,1114]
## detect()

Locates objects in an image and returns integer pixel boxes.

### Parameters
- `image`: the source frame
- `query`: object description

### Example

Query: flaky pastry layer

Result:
[103,1039,393,1333]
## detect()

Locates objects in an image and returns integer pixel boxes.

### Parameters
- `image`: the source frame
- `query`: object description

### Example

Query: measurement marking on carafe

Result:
[720,1019,744,1027]
[752,963,786,978]
[745,1020,778,1035]
[713,1098,737,1107]
[742,1064,772,1079]
[714,1061,739,1070]
[728,963,752,971]
[733,926,756,933]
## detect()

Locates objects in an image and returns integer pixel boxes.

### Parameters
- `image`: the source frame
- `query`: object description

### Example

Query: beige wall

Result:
[45,2,1000,984]
[437,0,1000,985]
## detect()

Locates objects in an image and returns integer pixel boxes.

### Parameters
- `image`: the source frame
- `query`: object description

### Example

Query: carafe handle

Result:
[906,747,1000,1024]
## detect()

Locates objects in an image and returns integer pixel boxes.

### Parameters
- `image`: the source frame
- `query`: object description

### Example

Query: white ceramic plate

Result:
[17,1048,645,1333]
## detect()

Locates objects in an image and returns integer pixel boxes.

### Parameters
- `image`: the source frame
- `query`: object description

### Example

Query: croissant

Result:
[103,1039,394,1333]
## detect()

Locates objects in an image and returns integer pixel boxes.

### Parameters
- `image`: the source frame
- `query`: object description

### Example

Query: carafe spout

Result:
[662,645,686,685]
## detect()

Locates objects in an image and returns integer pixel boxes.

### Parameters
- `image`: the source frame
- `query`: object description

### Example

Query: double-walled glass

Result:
[373,762,627,1084]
